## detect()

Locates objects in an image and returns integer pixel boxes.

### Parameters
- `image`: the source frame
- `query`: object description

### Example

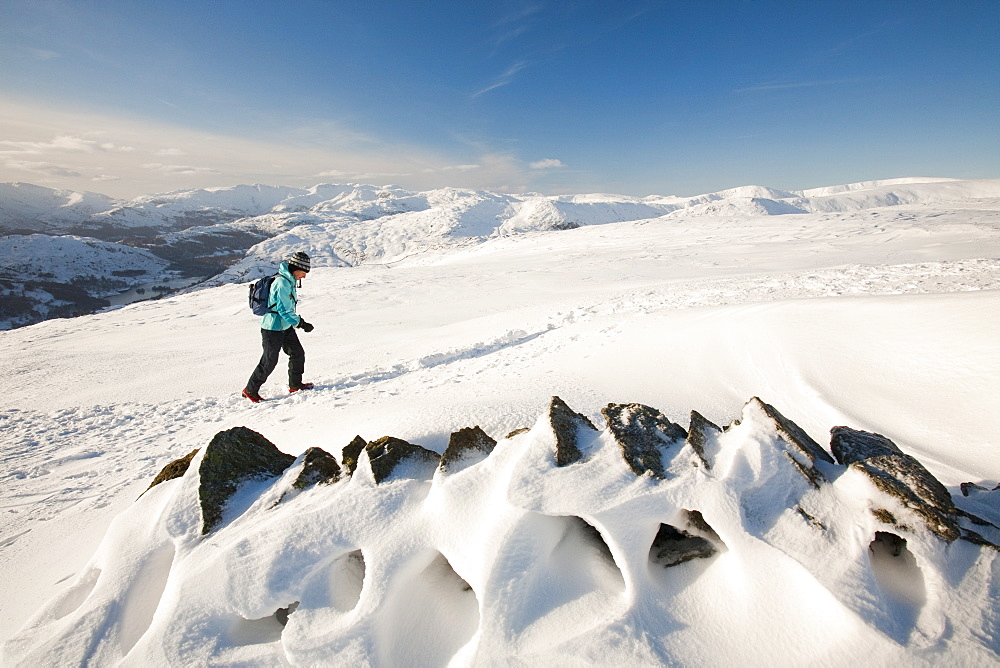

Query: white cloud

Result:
[314,169,411,181]
[0,135,134,155]
[0,99,538,198]
[142,163,221,175]
[530,158,565,170]
[472,61,529,98]
[5,160,82,178]
[26,47,60,61]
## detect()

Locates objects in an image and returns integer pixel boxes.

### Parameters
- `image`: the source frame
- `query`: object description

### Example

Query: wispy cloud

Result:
[472,61,530,98]
[0,99,535,197]
[491,4,544,47]
[0,135,134,154]
[734,78,870,93]
[530,158,565,169]
[142,163,221,175]
[314,169,411,181]
[26,47,60,61]
[5,160,82,178]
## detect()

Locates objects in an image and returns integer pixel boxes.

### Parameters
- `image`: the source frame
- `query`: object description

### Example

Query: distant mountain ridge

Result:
[3,176,994,237]
[2,176,999,330]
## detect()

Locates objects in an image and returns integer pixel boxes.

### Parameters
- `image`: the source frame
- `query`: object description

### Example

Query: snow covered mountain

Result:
[0,183,117,234]
[1,172,998,664]
[4,175,1000,330]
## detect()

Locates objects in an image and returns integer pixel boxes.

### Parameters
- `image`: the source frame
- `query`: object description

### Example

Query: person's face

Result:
[292,269,307,280]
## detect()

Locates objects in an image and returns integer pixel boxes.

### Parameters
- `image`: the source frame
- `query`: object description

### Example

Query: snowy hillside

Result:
[0,234,168,286]
[1,175,999,664]
[0,183,117,234]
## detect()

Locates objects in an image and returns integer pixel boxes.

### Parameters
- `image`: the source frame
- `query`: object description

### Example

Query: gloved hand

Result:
[297,319,314,333]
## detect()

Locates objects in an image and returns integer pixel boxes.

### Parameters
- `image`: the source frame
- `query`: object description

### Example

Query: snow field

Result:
[1,181,999,663]
[6,393,997,665]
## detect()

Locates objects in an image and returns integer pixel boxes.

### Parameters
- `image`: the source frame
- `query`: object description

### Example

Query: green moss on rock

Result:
[199,427,294,534]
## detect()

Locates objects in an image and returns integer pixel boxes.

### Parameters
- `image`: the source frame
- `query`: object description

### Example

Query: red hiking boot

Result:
[289,382,315,393]
[242,388,264,403]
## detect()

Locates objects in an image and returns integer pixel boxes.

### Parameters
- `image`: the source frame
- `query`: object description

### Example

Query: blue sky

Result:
[1,0,998,198]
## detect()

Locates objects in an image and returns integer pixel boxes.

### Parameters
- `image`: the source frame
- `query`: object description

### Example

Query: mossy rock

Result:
[365,436,440,484]
[342,435,367,475]
[292,447,341,489]
[199,427,295,534]
[439,426,497,472]
[139,448,200,499]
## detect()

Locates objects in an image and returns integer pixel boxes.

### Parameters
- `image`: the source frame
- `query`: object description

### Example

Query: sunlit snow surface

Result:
[1,177,999,665]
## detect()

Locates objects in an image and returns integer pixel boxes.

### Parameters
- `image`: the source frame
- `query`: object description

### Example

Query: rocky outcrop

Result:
[365,436,440,484]
[745,397,832,488]
[141,448,199,497]
[198,427,295,534]
[601,403,687,477]
[342,435,367,475]
[440,427,497,473]
[549,396,598,466]
[292,447,341,489]
[685,411,720,469]
[961,481,1000,496]
[831,426,960,542]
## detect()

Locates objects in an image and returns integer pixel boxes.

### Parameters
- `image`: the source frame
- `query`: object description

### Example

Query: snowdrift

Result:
[6,396,998,666]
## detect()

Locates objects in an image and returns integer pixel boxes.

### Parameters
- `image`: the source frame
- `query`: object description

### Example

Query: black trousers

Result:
[247,327,305,393]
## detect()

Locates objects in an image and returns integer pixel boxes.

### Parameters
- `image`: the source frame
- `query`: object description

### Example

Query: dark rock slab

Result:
[749,397,833,464]
[439,426,497,472]
[292,447,341,489]
[549,396,598,467]
[649,523,717,567]
[686,411,720,469]
[505,427,531,439]
[961,481,1000,496]
[831,426,960,542]
[342,435,367,475]
[601,403,687,477]
[141,448,199,498]
[365,436,440,484]
[745,397,832,488]
[198,427,295,534]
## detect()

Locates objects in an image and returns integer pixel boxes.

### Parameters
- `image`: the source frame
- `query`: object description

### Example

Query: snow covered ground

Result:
[1,178,998,664]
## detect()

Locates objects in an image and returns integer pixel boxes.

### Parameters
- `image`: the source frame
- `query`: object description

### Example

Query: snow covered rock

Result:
[439,426,497,473]
[5,397,1000,665]
[742,396,834,488]
[341,435,368,475]
[831,426,960,542]
[685,410,721,469]
[649,515,719,567]
[142,448,199,496]
[198,426,296,534]
[548,395,600,466]
[290,447,341,490]
[601,402,687,478]
[364,436,440,484]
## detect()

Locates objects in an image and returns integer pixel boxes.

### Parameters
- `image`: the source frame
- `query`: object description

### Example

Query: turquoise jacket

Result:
[261,262,303,331]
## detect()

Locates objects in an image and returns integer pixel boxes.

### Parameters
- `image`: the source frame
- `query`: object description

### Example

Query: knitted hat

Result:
[286,251,311,273]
